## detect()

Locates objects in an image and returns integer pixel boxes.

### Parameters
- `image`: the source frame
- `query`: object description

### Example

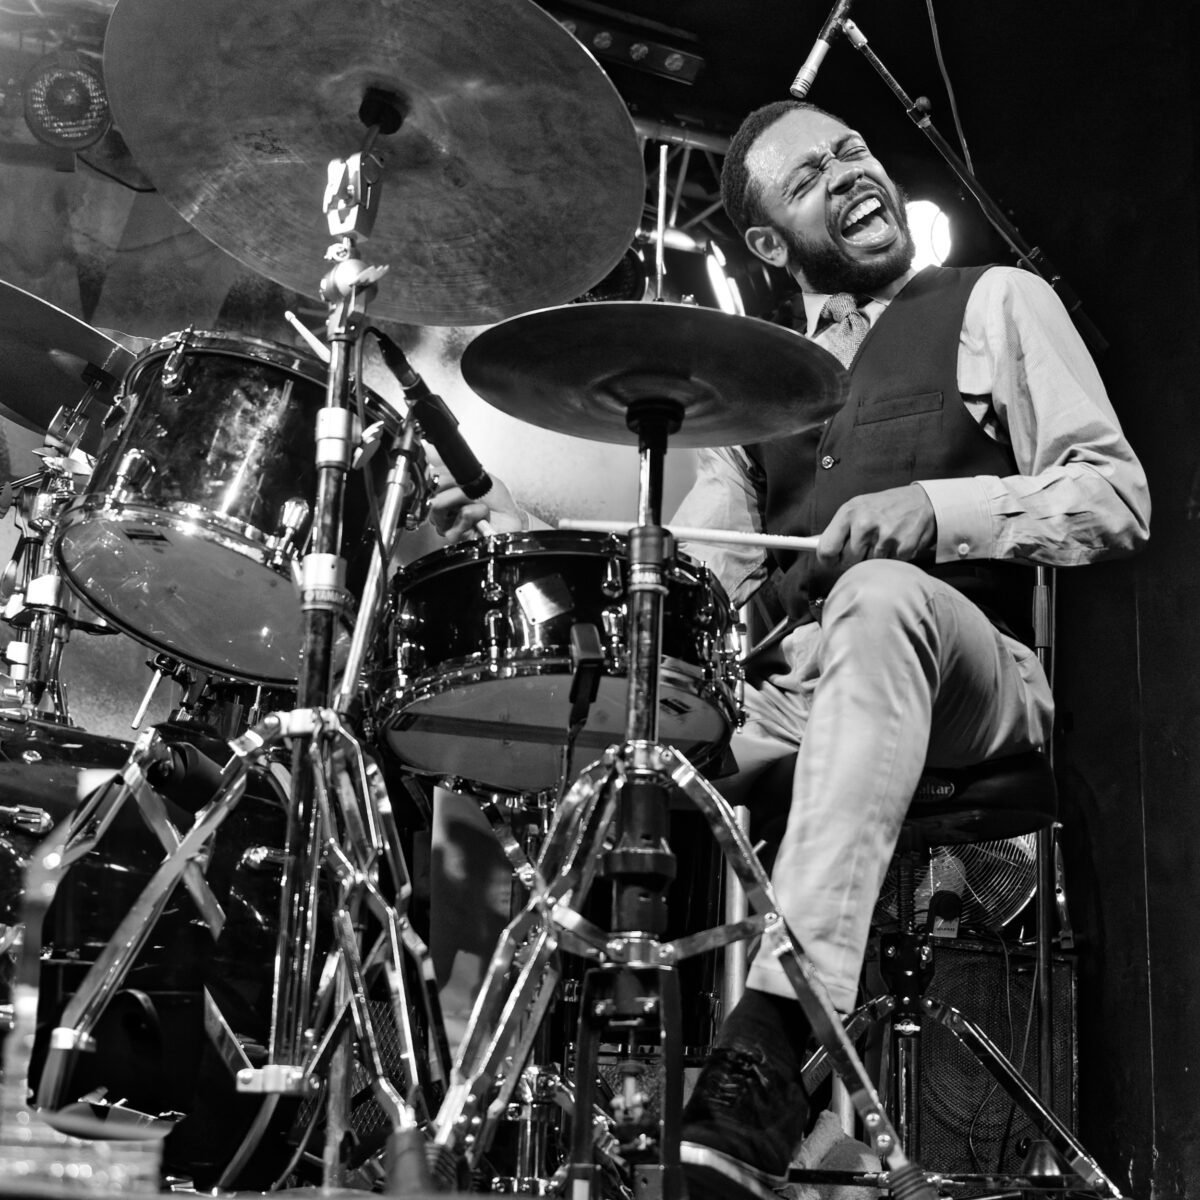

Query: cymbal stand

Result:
[1,367,117,720]
[430,399,937,1200]
[234,102,446,1191]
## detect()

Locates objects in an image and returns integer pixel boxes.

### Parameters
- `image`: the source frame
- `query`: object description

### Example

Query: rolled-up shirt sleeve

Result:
[670,444,770,609]
[916,267,1150,566]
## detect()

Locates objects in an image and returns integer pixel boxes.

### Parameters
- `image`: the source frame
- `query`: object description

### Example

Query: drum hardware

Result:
[0,361,122,723]
[130,653,294,744]
[424,305,939,1200]
[194,94,454,1192]
[18,711,446,1190]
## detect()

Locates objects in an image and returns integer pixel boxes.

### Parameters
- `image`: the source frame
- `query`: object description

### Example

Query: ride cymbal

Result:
[460,302,848,449]
[102,0,646,326]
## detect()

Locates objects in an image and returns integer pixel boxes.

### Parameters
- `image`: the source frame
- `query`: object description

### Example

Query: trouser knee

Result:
[821,560,934,630]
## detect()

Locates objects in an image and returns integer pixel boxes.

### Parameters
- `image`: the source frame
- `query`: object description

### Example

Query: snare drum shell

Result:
[375,530,738,792]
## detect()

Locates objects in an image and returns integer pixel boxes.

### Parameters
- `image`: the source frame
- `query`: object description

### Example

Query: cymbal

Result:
[460,301,848,449]
[0,280,133,444]
[102,0,646,326]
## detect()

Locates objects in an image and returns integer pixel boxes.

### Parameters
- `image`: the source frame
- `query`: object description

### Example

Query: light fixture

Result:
[705,241,745,316]
[22,51,111,151]
[906,199,953,270]
[545,6,705,84]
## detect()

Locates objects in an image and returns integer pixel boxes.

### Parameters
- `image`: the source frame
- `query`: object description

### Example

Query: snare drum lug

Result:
[482,555,503,605]
[602,554,624,599]
[485,608,505,661]
[601,604,625,658]
[396,639,422,671]
[112,447,155,501]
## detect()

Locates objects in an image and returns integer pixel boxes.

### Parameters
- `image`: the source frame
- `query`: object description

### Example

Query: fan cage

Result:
[874,834,1038,933]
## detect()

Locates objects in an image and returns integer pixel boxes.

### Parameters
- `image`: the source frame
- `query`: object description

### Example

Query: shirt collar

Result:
[799,266,921,337]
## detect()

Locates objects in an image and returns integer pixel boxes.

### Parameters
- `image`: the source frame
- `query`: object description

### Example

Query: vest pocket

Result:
[854,390,944,425]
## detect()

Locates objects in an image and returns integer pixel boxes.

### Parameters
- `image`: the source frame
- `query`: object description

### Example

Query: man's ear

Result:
[745,224,789,269]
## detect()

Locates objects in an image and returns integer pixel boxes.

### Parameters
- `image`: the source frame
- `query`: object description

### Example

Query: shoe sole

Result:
[680,1141,793,1200]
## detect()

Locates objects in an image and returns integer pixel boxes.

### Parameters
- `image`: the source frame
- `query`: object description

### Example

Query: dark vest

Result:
[746,265,1034,643]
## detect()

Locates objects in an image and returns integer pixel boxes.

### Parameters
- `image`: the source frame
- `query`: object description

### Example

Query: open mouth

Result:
[838,195,894,248]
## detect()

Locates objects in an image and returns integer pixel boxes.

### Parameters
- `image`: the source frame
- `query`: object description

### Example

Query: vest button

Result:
[820,454,836,469]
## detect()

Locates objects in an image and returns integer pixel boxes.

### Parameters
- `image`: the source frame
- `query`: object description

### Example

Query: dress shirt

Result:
[670,265,1151,610]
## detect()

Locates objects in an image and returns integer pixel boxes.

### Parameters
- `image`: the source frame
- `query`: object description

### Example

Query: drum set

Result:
[0,1,936,1198]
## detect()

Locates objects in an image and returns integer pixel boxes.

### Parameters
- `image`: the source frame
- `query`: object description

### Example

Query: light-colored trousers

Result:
[723,559,1055,1012]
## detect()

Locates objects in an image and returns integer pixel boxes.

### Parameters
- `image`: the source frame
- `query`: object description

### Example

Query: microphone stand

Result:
[806,14,1084,1139]
[833,18,1107,354]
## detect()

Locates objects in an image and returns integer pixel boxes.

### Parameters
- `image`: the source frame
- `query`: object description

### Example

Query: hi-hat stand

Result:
[430,397,937,1200]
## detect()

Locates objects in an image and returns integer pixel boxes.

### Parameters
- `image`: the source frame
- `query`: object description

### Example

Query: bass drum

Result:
[0,716,295,1189]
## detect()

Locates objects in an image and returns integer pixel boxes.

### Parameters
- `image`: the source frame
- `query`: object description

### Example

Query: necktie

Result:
[818,292,870,368]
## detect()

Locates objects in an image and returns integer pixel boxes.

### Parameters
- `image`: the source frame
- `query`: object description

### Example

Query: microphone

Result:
[789,0,855,99]
[147,741,227,812]
[372,329,493,500]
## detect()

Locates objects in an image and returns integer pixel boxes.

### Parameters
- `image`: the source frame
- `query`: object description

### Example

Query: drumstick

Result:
[558,518,820,552]
[285,310,331,362]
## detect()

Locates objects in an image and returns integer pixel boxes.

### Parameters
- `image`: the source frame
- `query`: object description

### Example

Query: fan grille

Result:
[875,835,1037,932]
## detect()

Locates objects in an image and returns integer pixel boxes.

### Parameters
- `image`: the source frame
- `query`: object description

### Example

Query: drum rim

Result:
[57,495,282,554]
[395,527,721,590]
[376,654,736,733]
[54,506,317,685]
[124,327,327,383]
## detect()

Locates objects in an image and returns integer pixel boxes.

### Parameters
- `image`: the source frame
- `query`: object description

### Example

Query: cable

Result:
[76,152,157,193]
[924,0,974,175]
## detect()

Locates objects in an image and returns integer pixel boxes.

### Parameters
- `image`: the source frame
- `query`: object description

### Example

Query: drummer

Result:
[431,99,1150,1199]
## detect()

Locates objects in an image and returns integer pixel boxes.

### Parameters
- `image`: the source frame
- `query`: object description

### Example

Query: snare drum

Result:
[55,329,396,684]
[374,530,741,792]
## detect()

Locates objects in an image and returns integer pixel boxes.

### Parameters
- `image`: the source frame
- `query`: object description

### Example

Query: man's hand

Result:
[429,476,524,543]
[816,483,937,570]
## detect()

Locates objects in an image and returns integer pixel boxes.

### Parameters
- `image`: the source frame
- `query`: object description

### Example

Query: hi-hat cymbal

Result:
[460,302,848,449]
[0,280,132,444]
[102,0,646,326]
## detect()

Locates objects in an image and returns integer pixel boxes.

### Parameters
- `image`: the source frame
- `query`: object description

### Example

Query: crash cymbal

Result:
[460,301,848,449]
[102,0,645,326]
[0,280,132,444]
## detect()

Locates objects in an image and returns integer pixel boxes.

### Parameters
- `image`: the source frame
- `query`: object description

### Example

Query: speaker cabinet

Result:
[915,937,1077,1174]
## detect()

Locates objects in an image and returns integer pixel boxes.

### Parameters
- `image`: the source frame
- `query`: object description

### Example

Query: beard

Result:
[779,193,916,295]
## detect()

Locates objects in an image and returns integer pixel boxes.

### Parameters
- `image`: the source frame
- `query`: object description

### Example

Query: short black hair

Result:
[720,99,847,237]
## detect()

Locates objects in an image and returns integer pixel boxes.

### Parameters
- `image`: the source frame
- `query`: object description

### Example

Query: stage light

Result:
[705,241,745,316]
[906,199,952,269]
[22,51,111,151]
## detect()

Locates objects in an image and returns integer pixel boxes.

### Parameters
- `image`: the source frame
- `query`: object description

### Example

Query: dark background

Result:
[1,0,1193,1193]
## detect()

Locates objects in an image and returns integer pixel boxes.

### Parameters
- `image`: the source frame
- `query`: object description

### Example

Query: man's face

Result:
[744,109,915,294]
